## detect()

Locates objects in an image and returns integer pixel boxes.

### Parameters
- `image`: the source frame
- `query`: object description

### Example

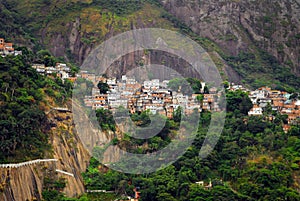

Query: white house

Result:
[248,104,263,116]
[45,67,57,74]
[144,79,160,90]
[107,78,117,85]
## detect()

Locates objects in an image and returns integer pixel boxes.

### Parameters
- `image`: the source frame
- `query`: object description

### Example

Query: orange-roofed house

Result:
[0,39,15,56]
[273,100,284,107]
[5,43,14,51]
[67,77,77,82]
[258,86,271,92]
[283,124,291,134]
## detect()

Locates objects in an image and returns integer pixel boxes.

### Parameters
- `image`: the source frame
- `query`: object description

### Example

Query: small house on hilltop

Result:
[0,38,21,56]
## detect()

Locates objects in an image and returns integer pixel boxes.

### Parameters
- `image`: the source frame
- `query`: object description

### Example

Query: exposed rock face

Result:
[41,3,169,65]
[159,0,300,74]
[0,105,90,201]
[46,104,90,198]
[41,0,300,82]
[45,17,93,65]
[72,100,122,165]
[51,116,90,197]
[0,165,44,201]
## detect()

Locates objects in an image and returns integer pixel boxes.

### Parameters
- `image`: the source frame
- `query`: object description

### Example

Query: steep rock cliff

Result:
[2,0,299,84]
[159,0,300,74]
[0,101,90,201]
[41,3,176,64]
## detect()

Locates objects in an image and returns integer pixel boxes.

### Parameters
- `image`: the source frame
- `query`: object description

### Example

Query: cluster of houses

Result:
[0,38,22,57]
[80,71,299,132]
[29,61,299,132]
[32,63,72,81]
[82,72,222,119]
[228,85,300,132]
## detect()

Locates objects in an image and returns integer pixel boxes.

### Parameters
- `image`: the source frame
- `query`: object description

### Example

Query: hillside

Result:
[160,0,300,74]
[0,52,89,200]
[0,1,300,200]
[159,0,300,90]
[81,90,300,201]
[0,0,299,91]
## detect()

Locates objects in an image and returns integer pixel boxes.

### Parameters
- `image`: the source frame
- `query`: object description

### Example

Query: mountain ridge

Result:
[159,0,300,74]
[1,0,298,91]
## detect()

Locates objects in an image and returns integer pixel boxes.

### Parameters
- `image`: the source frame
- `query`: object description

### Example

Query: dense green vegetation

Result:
[82,90,300,201]
[0,0,25,41]
[0,50,73,163]
[42,177,68,201]
[92,109,180,156]
[226,90,253,115]
[97,81,110,94]
[224,51,300,92]
[119,111,179,154]
[92,0,145,16]
[96,108,116,132]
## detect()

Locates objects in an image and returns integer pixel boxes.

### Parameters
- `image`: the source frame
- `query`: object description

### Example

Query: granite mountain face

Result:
[1,0,299,87]
[159,0,300,75]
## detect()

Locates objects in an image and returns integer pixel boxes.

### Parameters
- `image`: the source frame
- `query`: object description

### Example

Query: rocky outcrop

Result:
[0,103,90,201]
[0,165,44,201]
[40,0,300,82]
[4,0,300,82]
[159,0,300,74]
[44,17,93,65]
[46,103,90,198]
[41,4,168,65]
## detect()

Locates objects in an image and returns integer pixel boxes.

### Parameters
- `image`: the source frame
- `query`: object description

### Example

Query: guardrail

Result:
[86,190,115,193]
[0,159,58,168]
[52,107,71,112]
[55,169,74,177]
